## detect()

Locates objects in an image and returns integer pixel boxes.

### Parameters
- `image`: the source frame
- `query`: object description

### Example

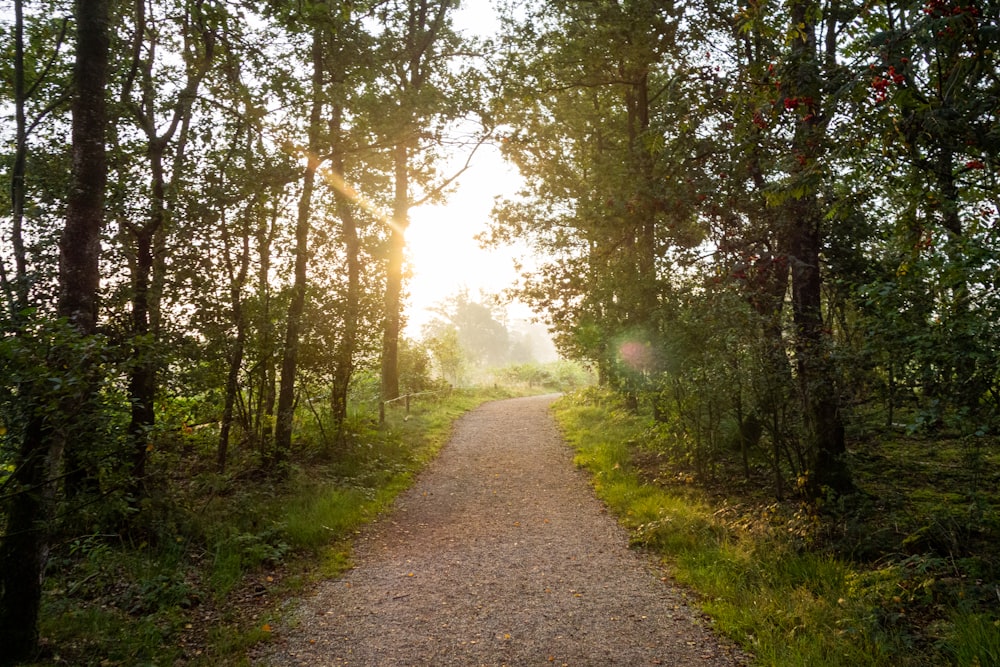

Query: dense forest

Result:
[486,0,1000,663]
[1,0,998,663]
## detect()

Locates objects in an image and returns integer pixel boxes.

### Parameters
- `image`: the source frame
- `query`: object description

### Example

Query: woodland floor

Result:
[250,394,750,666]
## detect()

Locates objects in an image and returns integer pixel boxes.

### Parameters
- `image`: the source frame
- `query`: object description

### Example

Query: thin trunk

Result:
[127,145,165,494]
[218,207,251,473]
[10,0,29,314]
[381,142,409,402]
[772,408,784,501]
[274,28,324,459]
[330,130,361,431]
[254,204,278,458]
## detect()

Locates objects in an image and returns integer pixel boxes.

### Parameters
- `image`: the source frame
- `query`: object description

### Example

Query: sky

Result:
[404,142,531,337]
[402,0,536,339]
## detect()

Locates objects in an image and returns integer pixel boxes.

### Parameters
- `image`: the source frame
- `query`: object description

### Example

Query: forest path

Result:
[253,394,747,666]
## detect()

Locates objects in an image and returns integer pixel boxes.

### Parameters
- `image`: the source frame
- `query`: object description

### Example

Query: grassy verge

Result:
[32,386,519,666]
[552,390,1000,667]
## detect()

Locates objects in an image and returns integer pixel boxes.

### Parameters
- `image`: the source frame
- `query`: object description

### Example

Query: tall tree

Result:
[375,0,474,401]
[274,18,329,460]
[3,2,70,319]
[117,0,217,493]
[0,0,109,656]
[328,106,364,430]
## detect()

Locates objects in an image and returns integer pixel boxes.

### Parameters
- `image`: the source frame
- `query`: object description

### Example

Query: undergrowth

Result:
[552,389,1000,667]
[30,386,519,666]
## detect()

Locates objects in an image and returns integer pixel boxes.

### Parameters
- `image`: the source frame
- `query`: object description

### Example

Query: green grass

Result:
[30,386,519,667]
[552,391,1000,667]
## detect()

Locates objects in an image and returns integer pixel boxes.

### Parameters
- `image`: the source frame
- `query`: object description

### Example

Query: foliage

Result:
[17,387,513,666]
[497,360,594,393]
[487,0,1000,498]
[553,390,1000,666]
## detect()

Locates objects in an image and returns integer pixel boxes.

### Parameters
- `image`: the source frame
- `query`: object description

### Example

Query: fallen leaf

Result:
[261,624,272,633]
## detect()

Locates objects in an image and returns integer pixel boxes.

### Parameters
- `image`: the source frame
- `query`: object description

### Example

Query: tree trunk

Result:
[252,205,278,458]
[0,416,52,665]
[218,207,251,473]
[0,0,108,658]
[788,197,850,493]
[329,131,361,433]
[9,0,29,314]
[381,142,410,402]
[126,146,162,495]
[786,0,851,495]
[274,27,324,460]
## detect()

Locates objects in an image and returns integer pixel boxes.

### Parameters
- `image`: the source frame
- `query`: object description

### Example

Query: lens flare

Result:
[617,339,654,372]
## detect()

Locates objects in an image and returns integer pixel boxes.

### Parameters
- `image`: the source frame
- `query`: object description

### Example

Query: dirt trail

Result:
[253,394,748,666]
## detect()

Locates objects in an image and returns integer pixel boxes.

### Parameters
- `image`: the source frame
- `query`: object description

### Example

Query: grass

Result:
[30,385,522,666]
[552,390,1000,667]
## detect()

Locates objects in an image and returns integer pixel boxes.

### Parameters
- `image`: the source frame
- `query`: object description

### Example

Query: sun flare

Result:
[403,148,526,335]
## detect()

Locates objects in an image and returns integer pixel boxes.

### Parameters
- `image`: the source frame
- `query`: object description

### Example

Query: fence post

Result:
[379,401,385,425]
[405,394,411,414]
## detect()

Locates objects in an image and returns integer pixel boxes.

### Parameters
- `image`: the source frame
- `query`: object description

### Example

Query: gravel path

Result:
[253,394,749,666]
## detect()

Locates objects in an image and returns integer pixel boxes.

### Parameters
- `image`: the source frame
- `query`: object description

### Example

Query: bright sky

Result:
[403,0,533,338]
[405,142,529,337]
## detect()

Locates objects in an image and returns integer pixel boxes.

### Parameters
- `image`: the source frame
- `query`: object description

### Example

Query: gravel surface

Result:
[253,394,749,666]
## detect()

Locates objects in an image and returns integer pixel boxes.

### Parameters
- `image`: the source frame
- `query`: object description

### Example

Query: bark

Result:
[329,119,362,431]
[0,417,51,665]
[10,0,29,314]
[786,0,852,495]
[218,206,251,473]
[0,0,108,658]
[381,142,409,402]
[122,0,213,494]
[252,205,279,458]
[274,27,325,459]
[788,196,850,494]
[126,148,162,493]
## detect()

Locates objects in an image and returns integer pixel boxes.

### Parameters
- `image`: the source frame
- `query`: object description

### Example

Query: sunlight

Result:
[405,144,528,335]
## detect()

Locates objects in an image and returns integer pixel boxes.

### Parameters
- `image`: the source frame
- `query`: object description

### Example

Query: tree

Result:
[779,0,854,494]
[116,0,218,494]
[0,0,109,656]
[374,0,480,401]
[850,0,1000,425]
[273,19,327,461]
[425,290,511,368]
[423,320,466,385]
